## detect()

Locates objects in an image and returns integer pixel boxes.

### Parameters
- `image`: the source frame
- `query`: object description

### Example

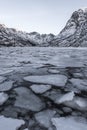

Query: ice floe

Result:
[70,78,87,91]
[0,81,13,91]
[0,76,6,83]
[35,109,56,128]
[56,91,75,104]
[14,87,45,111]
[24,75,67,87]
[0,92,8,105]
[30,84,51,94]
[52,117,87,130]
[0,116,24,130]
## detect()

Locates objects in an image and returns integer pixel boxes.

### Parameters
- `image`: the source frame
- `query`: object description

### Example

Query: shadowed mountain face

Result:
[51,8,87,47]
[0,24,54,47]
[1,8,87,47]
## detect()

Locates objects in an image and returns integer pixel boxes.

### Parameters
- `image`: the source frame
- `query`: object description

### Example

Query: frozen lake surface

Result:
[0,47,87,130]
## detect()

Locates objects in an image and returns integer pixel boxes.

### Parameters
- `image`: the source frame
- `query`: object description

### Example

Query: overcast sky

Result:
[0,0,87,34]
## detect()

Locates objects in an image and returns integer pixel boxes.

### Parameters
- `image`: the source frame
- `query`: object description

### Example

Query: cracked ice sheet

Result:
[0,116,24,130]
[52,117,87,130]
[0,47,87,70]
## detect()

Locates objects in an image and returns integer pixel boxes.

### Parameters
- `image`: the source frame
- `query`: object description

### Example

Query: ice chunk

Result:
[0,76,6,83]
[0,92,8,105]
[35,109,56,128]
[24,75,67,87]
[0,69,13,75]
[52,117,87,130]
[30,84,51,94]
[14,87,45,111]
[0,81,13,92]
[0,116,24,130]
[70,78,87,91]
[56,91,75,104]
[74,97,87,108]
[48,69,60,74]
[62,107,72,113]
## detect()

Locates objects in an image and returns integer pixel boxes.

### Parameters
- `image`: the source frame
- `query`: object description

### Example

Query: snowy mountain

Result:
[51,8,87,47]
[1,8,87,47]
[0,24,54,47]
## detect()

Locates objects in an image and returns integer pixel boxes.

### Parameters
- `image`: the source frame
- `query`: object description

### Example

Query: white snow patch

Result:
[60,26,76,37]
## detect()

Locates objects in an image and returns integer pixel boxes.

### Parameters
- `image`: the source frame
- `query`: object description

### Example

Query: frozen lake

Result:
[0,47,87,130]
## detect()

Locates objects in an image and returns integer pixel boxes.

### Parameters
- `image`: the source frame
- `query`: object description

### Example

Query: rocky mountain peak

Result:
[71,8,87,25]
[51,8,87,47]
[63,8,87,32]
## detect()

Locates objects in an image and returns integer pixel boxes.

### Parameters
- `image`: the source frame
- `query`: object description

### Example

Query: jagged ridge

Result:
[1,8,87,47]
[0,24,55,47]
[51,8,87,47]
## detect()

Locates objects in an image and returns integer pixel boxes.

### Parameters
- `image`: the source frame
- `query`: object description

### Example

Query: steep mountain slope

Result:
[28,32,54,46]
[51,8,87,47]
[0,24,54,47]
